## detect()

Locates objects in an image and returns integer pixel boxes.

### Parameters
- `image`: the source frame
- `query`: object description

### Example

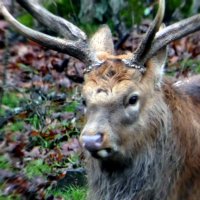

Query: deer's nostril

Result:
[81,133,104,152]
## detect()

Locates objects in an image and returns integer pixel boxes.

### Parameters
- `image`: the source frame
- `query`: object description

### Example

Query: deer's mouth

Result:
[80,134,117,159]
[89,148,115,159]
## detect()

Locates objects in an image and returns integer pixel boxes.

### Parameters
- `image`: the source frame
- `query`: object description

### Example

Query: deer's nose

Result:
[81,132,104,152]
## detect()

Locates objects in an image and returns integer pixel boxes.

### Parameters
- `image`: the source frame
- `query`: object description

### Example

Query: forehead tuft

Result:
[85,59,141,87]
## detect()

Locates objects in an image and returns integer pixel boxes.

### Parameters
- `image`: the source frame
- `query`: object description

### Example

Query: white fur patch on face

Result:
[129,101,140,112]
[97,149,109,158]
[125,101,140,121]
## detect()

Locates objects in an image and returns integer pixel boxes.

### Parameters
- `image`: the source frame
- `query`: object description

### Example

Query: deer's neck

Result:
[86,127,181,200]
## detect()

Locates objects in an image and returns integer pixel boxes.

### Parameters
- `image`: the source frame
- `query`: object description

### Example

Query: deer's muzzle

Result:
[81,133,103,152]
[80,132,115,158]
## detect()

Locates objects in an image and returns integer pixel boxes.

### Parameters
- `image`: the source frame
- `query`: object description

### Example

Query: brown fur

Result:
[163,77,200,200]
[78,21,200,200]
[80,58,200,200]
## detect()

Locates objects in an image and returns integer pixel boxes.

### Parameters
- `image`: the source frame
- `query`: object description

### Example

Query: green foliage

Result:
[18,63,39,74]
[166,0,182,15]
[0,109,5,116]
[29,114,41,130]
[166,59,200,77]
[64,187,87,200]
[166,0,196,19]
[91,0,108,21]
[0,194,20,200]
[9,121,24,132]
[2,92,20,108]
[15,0,199,35]
[120,0,146,26]
[194,64,200,74]
[180,59,200,73]
[17,13,34,27]
[67,153,80,166]
[1,121,25,141]
[24,159,51,178]
[29,132,51,148]
[48,186,87,200]
[0,155,11,169]
[43,0,80,24]
[64,101,79,113]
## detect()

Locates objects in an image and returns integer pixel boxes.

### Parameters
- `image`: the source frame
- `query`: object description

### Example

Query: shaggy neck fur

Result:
[86,139,181,200]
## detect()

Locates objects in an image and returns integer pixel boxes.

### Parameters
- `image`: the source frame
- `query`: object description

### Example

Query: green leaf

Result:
[17,13,34,27]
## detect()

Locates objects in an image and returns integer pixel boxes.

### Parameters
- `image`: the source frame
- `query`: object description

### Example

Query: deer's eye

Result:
[128,95,138,105]
[82,99,87,107]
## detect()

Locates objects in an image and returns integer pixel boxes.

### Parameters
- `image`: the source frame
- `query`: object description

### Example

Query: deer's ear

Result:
[89,25,115,59]
[145,46,167,87]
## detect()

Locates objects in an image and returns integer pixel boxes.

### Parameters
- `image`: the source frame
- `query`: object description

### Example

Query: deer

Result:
[1,0,200,199]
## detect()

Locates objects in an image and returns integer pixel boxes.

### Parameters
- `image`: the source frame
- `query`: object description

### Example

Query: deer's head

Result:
[1,0,200,161]
[80,27,168,161]
[79,0,169,160]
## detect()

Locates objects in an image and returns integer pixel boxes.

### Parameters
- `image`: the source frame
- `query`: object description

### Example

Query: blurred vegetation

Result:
[15,0,200,35]
[47,186,87,200]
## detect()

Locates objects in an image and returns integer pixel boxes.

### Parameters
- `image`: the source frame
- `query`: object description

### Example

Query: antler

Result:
[16,0,86,41]
[144,14,200,62]
[1,0,200,72]
[0,0,98,65]
[124,0,200,71]
[126,0,165,69]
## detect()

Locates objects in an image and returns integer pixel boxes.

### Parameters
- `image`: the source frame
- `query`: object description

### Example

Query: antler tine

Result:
[16,0,86,41]
[144,14,200,62]
[130,0,165,65]
[0,1,95,64]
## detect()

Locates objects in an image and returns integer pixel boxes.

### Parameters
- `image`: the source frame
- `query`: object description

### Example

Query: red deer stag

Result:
[1,0,200,199]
